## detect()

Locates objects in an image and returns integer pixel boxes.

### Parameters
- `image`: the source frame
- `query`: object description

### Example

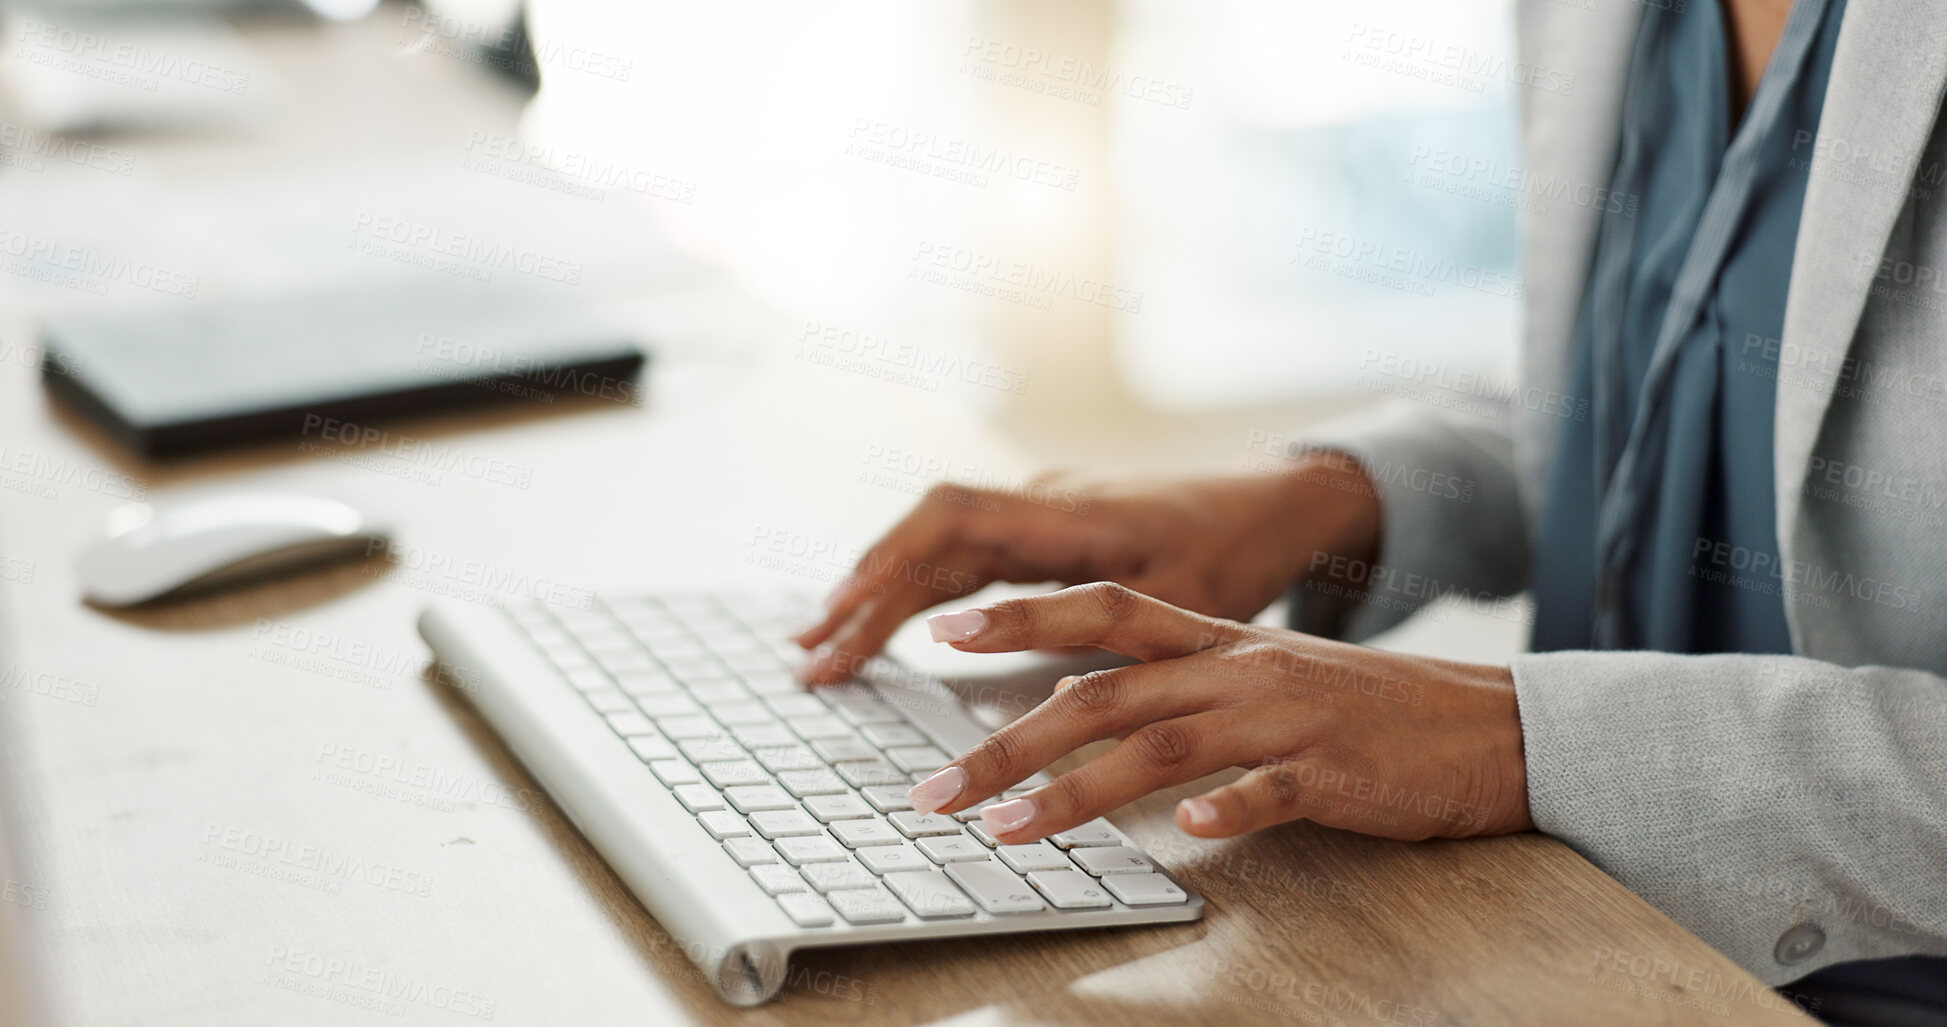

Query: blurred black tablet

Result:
[39,283,646,458]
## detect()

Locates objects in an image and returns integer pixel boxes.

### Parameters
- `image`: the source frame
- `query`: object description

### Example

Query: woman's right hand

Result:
[793,453,1382,683]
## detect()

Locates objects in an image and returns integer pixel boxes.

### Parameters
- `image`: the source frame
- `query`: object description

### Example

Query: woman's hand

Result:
[793,456,1381,683]
[904,582,1533,843]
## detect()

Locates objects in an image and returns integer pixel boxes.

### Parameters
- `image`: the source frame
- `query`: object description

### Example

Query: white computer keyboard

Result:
[419,590,1202,1005]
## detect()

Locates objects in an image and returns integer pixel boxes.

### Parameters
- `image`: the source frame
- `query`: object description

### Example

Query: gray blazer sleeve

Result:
[1287,402,1947,984]
[1284,401,1530,641]
[1514,650,1947,984]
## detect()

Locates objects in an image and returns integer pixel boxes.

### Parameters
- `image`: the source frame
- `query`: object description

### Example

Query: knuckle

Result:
[1078,581,1139,622]
[969,729,1024,781]
[1045,771,1097,815]
[986,596,1037,640]
[1061,671,1124,718]
[1128,721,1197,769]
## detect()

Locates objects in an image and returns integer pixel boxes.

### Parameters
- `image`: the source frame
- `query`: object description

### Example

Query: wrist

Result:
[1266,449,1383,580]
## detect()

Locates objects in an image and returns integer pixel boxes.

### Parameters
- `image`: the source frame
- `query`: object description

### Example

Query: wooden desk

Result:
[0,9,1809,1026]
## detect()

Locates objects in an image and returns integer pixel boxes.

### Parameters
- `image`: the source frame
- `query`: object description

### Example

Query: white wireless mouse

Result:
[75,492,389,607]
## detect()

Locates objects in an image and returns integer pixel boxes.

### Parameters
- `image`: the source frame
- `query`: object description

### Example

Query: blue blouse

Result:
[1530,0,1846,653]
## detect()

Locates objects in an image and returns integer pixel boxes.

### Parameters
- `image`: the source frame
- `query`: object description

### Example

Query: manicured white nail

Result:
[907,767,966,814]
[1179,798,1217,828]
[982,797,1036,833]
[927,610,987,642]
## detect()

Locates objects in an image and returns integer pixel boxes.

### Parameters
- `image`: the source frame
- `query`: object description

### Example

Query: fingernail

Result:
[927,609,987,642]
[981,797,1036,834]
[907,767,965,814]
[1178,798,1217,828]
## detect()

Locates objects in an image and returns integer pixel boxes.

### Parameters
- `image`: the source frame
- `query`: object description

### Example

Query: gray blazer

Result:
[1297,0,1947,985]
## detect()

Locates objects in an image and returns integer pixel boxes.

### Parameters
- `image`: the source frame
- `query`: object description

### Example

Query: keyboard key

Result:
[812,737,881,763]
[657,715,720,739]
[837,762,909,789]
[803,793,874,822]
[585,688,636,714]
[1050,821,1120,849]
[861,786,913,813]
[625,735,678,762]
[650,760,700,787]
[777,770,848,797]
[861,723,927,748]
[1101,873,1188,906]
[749,809,823,839]
[689,681,750,704]
[917,835,989,863]
[605,711,656,736]
[708,702,775,726]
[827,886,907,924]
[966,822,1000,847]
[1070,846,1153,876]
[889,811,961,838]
[884,746,950,773]
[753,746,822,773]
[764,694,827,718]
[614,669,679,697]
[775,836,848,865]
[800,861,878,893]
[701,761,770,789]
[775,892,835,927]
[724,785,798,813]
[952,800,997,822]
[789,716,854,740]
[724,837,777,867]
[885,871,977,919]
[673,784,724,813]
[740,670,800,695]
[562,667,610,692]
[679,736,744,763]
[750,863,806,895]
[1028,870,1114,909]
[731,723,797,749]
[638,695,703,719]
[857,844,929,875]
[945,860,1046,913]
[830,818,903,848]
[699,811,748,839]
[997,842,1073,874]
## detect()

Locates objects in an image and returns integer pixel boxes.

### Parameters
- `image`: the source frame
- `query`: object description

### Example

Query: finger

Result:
[1176,761,1322,839]
[906,661,1210,814]
[979,710,1246,845]
[798,548,993,684]
[927,582,1242,662]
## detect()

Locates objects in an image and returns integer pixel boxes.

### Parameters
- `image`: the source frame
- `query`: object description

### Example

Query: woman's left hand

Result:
[904,582,1534,843]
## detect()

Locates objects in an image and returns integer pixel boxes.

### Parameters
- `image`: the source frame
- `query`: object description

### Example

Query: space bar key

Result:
[945,861,1045,913]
